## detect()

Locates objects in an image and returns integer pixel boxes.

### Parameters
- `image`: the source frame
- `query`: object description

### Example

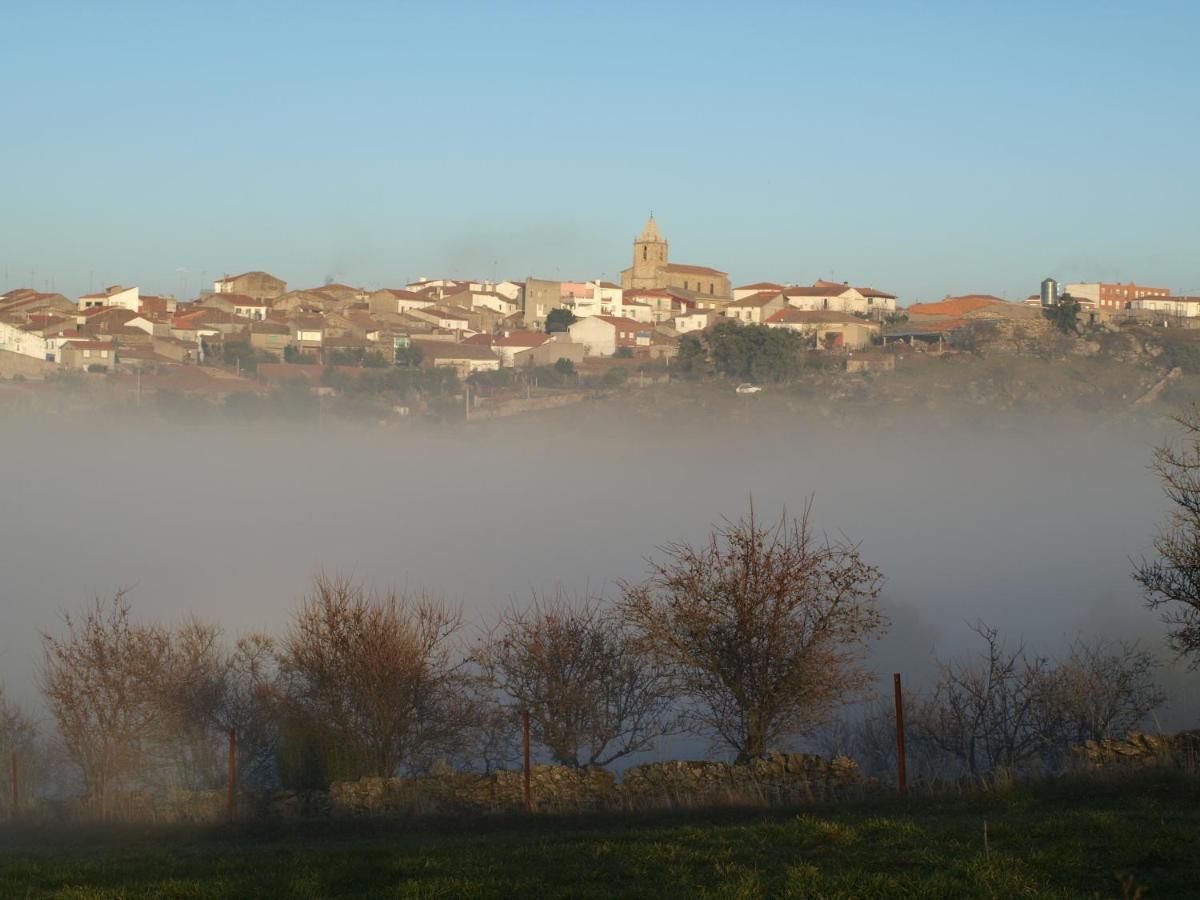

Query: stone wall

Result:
[620,753,865,809]
[108,752,867,823]
[0,349,56,379]
[328,752,865,817]
[1072,731,1200,771]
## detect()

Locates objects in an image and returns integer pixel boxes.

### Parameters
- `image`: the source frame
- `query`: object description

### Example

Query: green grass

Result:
[2,771,1198,898]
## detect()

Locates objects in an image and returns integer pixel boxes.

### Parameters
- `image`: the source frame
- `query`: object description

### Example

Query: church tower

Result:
[629,213,668,289]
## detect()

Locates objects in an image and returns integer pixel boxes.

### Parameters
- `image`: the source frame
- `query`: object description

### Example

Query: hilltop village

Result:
[1,215,1196,420]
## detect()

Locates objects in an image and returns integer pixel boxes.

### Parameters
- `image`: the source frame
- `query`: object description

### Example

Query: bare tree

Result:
[158,618,232,789]
[157,622,282,790]
[911,625,1166,779]
[39,591,173,816]
[1134,408,1200,663]
[450,674,519,774]
[221,632,283,788]
[910,623,1043,778]
[278,573,468,779]
[620,503,886,762]
[479,591,677,768]
[1027,637,1164,755]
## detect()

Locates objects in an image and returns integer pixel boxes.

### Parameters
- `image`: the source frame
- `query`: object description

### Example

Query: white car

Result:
[735,383,762,395]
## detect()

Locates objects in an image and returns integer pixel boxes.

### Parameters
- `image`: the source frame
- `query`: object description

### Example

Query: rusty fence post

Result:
[894,673,908,797]
[522,709,532,814]
[227,727,237,822]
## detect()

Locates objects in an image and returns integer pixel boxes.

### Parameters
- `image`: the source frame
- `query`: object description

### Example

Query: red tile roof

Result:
[906,295,1008,317]
[663,263,727,277]
[494,331,550,348]
[730,291,784,307]
[856,287,896,299]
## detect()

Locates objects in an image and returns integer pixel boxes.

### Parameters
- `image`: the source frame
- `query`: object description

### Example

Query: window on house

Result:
[709,283,714,294]
[643,246,647,260]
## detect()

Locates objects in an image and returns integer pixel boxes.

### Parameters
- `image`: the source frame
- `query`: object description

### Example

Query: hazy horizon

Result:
[5,2,1200,303]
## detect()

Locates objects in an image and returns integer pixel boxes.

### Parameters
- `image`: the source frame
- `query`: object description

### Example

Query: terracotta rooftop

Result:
[730,291,784,307]
[784,285,855,298]
[906,295,1009,317]
[662,263,727,277]
[856,287,896,299]
[494,331,550,348]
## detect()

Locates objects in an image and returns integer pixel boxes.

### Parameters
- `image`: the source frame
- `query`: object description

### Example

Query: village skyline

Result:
[3,209,1194,310]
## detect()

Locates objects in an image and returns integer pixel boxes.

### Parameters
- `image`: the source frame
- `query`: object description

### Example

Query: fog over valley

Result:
[1,407,1191,734]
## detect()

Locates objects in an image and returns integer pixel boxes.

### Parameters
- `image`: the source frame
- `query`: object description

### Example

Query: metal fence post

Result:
[894,673,908,797]
[522,710,532,814]
[227,728,237,822]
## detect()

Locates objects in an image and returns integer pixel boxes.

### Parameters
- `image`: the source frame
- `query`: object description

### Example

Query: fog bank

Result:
[0,409,1192,726]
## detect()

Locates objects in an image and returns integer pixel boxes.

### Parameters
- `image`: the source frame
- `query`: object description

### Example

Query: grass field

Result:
[2,771,1198,898]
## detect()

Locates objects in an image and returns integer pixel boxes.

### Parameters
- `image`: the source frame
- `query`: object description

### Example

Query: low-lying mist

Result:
[0,406,1193,730]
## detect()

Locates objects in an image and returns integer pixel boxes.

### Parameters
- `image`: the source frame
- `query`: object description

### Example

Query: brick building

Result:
[1064,281,1170,310]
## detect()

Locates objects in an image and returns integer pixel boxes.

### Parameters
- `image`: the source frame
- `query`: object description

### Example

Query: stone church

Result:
[619,214,731,299]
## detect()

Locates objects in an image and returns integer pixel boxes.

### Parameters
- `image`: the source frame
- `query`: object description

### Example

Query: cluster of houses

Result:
[1,216,1192,385]
[0,273,900,381]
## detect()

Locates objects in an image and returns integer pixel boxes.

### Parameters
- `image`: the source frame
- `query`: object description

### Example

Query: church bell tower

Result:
[630,213,668,289]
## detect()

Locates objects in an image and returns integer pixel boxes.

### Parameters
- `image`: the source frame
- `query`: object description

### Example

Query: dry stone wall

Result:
[90,752,867,823]
[1073,731,1200,771]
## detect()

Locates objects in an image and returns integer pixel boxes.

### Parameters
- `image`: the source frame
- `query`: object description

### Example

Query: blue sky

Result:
[3,0,1199,302]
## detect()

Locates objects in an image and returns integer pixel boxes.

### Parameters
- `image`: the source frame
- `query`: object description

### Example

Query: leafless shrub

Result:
[158,618,234,789]
[0,684,41,814]
[909,623,1164,779]
[222,632,282,788]
[910,623,1043,778]
[277,573,469,780]
[1134,407,1200,663]
[449,675,519,774]
[620,503,886,762]
[158,623,281,790]
[39,590,174,816]
[1027,636,1165,759]
[479,591,677,768]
